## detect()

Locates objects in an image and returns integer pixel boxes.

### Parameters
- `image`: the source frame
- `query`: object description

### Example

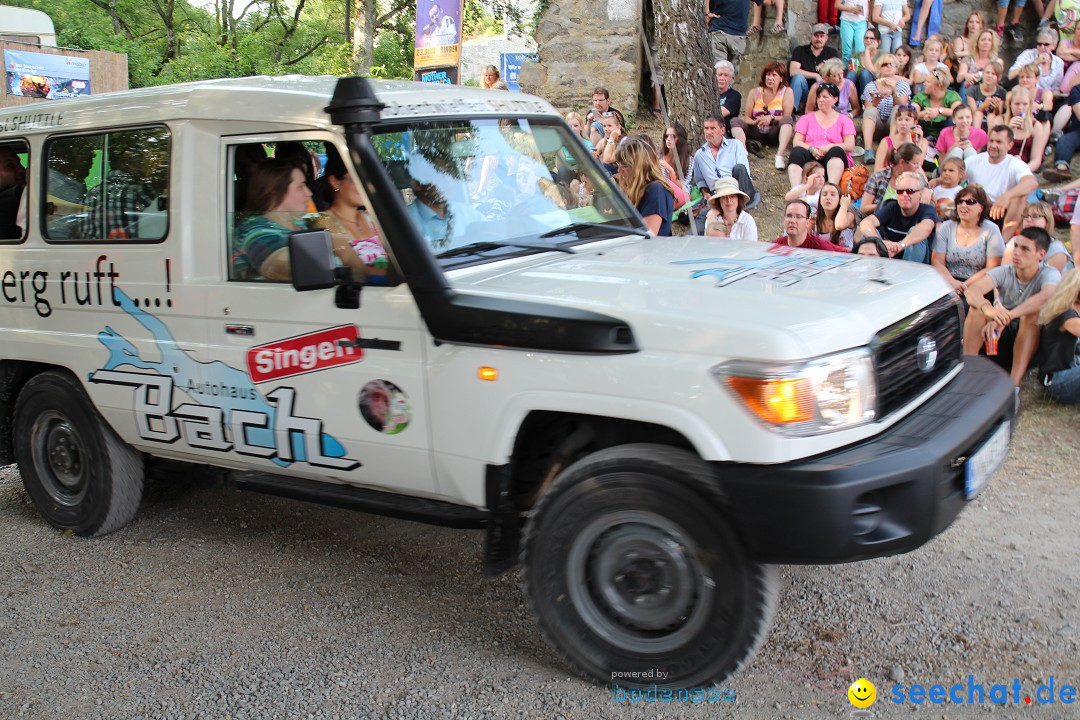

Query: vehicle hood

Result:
[448,235,954,360]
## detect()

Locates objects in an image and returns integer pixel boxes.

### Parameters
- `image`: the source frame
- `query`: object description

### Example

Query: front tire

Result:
[523,444,777,688]
[14,371,144,536]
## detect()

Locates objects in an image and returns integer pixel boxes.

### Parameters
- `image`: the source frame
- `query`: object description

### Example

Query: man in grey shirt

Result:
[963,227,1061,387]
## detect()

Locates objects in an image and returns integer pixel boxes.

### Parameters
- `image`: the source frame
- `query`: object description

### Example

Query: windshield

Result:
[370,117,642,265]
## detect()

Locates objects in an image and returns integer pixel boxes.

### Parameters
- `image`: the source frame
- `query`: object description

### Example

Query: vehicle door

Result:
[196,132,435,495]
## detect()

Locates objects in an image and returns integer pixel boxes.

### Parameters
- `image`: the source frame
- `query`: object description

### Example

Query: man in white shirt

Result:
[964,125,1038,237]
[691,115,760,233]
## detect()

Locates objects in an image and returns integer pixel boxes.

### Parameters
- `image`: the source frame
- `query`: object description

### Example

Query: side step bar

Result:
[231,472,488,529]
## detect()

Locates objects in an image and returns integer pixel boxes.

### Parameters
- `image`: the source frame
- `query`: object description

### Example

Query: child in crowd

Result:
[910,37,948,93]
[895,45,914,78]
[875,103,927,171]
[929,156,965,218]
[837,0,870,66]
[968,59,1006,130]
[785,161,826,214]
[936,104,987,161]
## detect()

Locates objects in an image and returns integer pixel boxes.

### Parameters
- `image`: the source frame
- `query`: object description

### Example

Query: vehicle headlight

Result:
[715,348,877,435]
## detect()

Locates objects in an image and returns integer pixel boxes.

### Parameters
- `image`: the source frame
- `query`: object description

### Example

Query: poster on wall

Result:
[413,0,463,71]
[4,49,91,99]
[500,52,537,92]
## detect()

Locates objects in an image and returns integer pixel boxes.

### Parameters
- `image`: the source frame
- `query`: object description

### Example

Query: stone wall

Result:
[518,0,643,116]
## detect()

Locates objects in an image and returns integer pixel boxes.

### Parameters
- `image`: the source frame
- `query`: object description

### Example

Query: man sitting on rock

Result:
[858,171,938,263]
[965,125,1039,237]
[789,24,839,112]
[963,227,1060,387]
[691,115,760,234]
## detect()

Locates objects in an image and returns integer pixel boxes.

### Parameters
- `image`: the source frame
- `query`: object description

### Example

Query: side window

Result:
[0,140,29,242]
[44,127,169,242]
[228,138,391,284]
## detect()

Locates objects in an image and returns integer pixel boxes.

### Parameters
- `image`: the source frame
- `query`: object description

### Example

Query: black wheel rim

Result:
[30,410,89,507]
[566,510,714,653]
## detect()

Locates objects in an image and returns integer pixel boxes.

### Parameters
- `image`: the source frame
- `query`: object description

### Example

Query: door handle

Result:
[338,338,402,351]
[225,325,255,336]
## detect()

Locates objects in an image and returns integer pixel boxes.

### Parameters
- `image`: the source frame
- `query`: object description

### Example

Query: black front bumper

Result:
[717,355,1014,565]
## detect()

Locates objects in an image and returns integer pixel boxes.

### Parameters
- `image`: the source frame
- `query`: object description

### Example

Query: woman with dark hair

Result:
[661,123,691,184]
[788,82,856,187]
[731,61,795,170]
[812,181,858,250]
[232,158,313,281]
[614,138,674,236]
[310,146,387,280]
[930,184,1004,295]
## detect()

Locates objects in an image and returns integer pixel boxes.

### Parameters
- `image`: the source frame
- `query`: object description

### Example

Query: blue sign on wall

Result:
[500,52,537,92]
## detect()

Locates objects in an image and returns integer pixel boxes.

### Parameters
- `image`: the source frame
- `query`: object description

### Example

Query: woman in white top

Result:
[704,177,759,242]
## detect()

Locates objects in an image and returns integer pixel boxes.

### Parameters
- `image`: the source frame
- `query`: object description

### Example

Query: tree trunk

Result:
[654,0,716,146]
[351,0,376,74]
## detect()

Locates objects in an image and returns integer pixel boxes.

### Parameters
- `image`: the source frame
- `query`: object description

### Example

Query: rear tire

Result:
[14,371,144,536]
[523,443,777,688]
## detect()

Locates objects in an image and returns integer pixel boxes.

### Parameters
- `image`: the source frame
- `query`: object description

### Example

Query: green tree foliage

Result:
[4,0,512,87]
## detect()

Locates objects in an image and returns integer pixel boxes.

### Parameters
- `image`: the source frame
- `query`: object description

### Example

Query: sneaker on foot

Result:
[746,139,764,158]
[746,191,762,210]
[1008,23,1023,42]
[864,147,876,162]
[995,23,1005,37]
[774,155,786,169]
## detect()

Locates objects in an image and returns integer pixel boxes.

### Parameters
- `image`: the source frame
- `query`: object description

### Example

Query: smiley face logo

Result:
[848,678,877,708]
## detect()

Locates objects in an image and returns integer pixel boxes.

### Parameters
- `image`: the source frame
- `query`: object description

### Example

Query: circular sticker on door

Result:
[359,380,412,434]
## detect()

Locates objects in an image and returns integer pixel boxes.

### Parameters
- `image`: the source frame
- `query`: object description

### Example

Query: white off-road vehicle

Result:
[0,76,1014,688]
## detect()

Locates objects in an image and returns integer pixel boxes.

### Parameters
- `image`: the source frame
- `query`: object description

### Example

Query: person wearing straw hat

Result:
[703,177,759,242]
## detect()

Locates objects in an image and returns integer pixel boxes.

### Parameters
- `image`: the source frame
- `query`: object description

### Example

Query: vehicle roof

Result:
[0,75,561,136]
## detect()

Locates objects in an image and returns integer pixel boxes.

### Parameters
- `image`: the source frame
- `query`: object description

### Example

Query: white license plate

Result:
[964,420,1011,500]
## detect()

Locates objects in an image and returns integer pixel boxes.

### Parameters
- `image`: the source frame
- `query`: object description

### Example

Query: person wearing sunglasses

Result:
[857,171,938,262]
[1007,28,1064,91]
[930,184,1005,298]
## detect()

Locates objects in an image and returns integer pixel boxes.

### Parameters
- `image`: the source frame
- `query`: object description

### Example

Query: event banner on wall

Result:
[4,49,91,99]
[413,0,463,71]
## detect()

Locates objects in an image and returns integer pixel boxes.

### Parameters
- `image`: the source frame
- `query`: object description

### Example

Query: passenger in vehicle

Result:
[274,142,325,211]
[405,180,480,247]
[232,158,313,281]
[233,143,269,212]
[77,145,160,240]
[310,148,386,280]
[0,146,26,239]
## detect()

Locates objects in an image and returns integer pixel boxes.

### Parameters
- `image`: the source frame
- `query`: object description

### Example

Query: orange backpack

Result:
[840,165,870,201]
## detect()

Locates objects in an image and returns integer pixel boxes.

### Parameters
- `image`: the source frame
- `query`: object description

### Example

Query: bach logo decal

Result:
[246,325,363,384]
[90,288,358,471]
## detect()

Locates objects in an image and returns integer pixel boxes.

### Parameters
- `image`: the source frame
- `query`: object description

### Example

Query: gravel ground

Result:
[1,382,1078,719]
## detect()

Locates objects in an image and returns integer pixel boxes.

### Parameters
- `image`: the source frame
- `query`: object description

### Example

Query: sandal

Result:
[769,23,785,35]
[649,107,663,118]
[748,24,762,35]
[1042,163,1072,183]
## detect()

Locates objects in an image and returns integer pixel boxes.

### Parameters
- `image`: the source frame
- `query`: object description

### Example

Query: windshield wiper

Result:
[539,222,650,240]
[436,240,577,260]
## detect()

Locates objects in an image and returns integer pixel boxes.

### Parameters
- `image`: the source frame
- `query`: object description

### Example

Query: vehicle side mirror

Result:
[289,229,337,291]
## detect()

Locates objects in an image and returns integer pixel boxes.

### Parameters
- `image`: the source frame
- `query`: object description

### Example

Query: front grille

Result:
[873,295,963,418]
